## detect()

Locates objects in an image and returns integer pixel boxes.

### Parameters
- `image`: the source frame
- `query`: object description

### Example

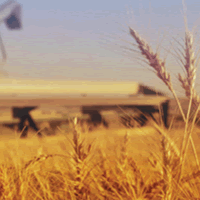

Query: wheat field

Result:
[0,8,200,200]
[0,117,199,200]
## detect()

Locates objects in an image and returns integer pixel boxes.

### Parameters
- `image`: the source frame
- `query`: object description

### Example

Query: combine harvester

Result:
[0,79,169,137]
[0,1,170,137]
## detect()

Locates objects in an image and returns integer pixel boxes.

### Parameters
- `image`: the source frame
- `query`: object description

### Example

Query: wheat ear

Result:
[129,27,186,122]
[129,28,171,89]
[178,29,199,106]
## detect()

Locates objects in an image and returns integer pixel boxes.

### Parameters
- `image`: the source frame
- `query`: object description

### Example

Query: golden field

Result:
[0,114,198,200]
[0,7,199,199]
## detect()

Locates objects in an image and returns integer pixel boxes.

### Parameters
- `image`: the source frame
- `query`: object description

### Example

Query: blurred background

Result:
[0,0,200,96]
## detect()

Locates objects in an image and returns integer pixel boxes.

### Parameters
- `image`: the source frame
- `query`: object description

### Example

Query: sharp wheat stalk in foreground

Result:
[177,27,200,184]
[128,29,177,198]
[129,27,186,123]
[129,21,200,199]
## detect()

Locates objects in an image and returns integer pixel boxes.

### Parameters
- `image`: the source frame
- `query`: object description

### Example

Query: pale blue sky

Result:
[1,0,200,95]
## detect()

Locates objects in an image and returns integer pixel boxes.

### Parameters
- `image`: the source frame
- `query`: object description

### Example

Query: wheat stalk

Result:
[129,27,194,199]
[72,117,93,199]
[178,28,199,106]
[129,27,186,123]
[129,25,200,190]
[175,26,200,185]
[128,29,174,198]
[120,132,129,167]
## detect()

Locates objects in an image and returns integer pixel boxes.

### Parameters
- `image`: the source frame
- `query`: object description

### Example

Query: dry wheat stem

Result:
[178,74,200,106]
[180,88,193,166]
[189,135,200,169]
[161,137,172,200]
[128,27,200,184]
[120,132,129,167]
[177,29,200,184]
[178,75,200,169]
[153,122,180,198]
[129,27,187,122]
[181,103,200,169]
[153,122,180,158]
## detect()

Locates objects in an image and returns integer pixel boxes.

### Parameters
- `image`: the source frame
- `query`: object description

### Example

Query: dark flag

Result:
[0,0,22,30]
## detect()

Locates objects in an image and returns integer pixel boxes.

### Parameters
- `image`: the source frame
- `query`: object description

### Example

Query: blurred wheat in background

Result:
[1,3,200,200]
